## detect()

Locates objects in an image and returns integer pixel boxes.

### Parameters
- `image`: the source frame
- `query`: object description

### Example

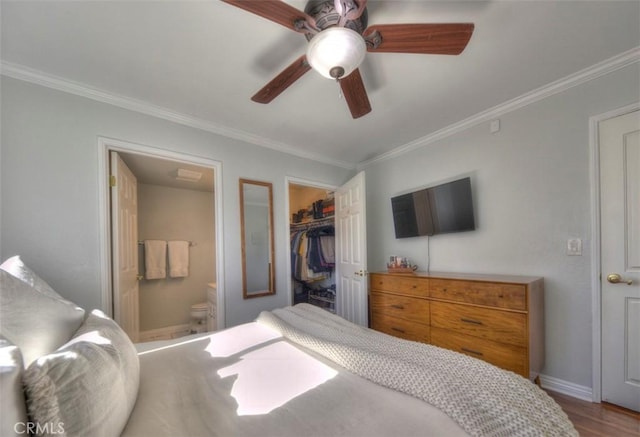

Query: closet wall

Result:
[138,183,215,332]
[289,184,336,312]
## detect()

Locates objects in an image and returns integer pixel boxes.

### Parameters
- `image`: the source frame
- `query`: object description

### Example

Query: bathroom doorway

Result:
[98,138,224,341]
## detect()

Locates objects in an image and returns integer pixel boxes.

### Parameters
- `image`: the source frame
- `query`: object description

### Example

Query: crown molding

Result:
[3,46,638,172]
[357,46,640,170]
[0,61,355,170]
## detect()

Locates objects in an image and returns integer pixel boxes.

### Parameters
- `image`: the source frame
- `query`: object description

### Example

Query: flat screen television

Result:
[391,177,475,238]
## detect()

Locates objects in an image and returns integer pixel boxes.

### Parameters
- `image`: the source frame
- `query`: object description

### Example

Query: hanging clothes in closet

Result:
[291,224,335,282]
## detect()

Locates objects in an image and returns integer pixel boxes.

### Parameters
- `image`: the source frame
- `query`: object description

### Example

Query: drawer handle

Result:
[461,347,483,356]
[391,327,406,334]
[391,304,405,310]
[460,318,483,325]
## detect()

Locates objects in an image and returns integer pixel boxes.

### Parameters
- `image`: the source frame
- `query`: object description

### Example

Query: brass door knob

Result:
[606,273,633,285]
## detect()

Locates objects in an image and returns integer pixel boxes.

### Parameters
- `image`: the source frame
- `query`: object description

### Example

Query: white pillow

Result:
[0,270,85,367]
[23,310,140,437]
[1,255,63,300]
[0,335,28,437]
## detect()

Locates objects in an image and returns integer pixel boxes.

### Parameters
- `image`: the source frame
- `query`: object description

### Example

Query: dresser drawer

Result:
[371,312,430,343]
[370,274,429,298]
[429,279,526,310]
[431,302,526,347]
[431,327,527,376]
[370,292,429,325]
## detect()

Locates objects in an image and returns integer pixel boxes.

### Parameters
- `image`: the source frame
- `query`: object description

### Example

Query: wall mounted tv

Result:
[391,177,475,238]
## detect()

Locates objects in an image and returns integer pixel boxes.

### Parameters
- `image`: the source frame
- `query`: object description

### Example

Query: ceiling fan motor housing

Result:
[304,0,368,40]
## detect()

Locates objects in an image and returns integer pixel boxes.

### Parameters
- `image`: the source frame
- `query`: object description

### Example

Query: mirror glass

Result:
[240,178,275,298]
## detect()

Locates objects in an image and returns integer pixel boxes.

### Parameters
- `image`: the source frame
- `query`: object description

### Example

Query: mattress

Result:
[124,321,467,437]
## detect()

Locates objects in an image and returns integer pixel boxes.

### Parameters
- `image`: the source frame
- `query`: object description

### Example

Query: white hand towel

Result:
[144,240,167,280]
[168,240,190,278]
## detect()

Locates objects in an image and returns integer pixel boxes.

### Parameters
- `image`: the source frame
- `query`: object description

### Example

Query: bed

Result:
[0,256,577,436]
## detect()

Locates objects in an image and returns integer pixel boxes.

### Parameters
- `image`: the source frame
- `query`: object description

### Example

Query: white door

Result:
[335,171,368,326]
[110,151,140,342]
[600,109,640,411]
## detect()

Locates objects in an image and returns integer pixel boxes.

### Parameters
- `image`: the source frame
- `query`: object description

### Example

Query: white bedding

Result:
[5,256,571,437]
[124,321,467,437]
[259,304,576,437]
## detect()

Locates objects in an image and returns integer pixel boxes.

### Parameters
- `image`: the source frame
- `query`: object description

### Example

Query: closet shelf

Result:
[309,295,334,304]
[289,216,334,231]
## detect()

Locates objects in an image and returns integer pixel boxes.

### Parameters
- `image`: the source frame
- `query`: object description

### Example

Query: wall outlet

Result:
[567,238,582,256]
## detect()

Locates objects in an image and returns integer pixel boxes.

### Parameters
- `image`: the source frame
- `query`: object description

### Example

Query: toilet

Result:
[190,302,209,334]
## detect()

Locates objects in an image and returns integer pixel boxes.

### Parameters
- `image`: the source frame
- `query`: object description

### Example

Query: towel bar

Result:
[138,240,195,247]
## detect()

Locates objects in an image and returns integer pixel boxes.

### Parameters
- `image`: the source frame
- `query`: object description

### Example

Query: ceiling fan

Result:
[222,0,474,119]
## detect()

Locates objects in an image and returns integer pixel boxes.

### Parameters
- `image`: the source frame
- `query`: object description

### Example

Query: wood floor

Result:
[546,390,639,436]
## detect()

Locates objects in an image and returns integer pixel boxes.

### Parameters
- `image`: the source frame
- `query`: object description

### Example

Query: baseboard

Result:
[138,323,192,342]
[539,374,593,402]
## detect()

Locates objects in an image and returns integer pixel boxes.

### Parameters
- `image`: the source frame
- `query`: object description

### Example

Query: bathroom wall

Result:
[137,183,215,331]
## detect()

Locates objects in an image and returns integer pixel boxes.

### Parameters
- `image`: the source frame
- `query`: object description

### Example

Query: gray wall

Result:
[0,76,353,327]
[364,63,640,389]
[137,183,215,331]
[2,61,638,391]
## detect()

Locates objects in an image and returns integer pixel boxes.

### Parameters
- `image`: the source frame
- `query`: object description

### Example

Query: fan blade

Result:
[340,69,371,119]
[365,23,474,55]
[252,55,311,104]
[221,0,316,33]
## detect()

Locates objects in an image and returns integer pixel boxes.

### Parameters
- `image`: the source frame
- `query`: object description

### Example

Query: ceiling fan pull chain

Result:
[336,79,343,100]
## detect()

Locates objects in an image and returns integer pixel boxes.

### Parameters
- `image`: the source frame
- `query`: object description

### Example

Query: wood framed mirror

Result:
[239,178,275,298]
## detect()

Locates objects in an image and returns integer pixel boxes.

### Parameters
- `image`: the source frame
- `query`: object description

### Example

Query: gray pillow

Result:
[0,335,28,437]
[23,310,140,437]
[0,270,85,367]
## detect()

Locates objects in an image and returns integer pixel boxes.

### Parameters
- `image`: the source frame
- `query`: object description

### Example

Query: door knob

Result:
[606,273,633,285]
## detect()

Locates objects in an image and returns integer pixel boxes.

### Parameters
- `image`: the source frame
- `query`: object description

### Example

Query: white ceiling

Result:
[119,152,215,192]
[1,1,639,168]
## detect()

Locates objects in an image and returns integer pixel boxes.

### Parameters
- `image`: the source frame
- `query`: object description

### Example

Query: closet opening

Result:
[288,180,337,313]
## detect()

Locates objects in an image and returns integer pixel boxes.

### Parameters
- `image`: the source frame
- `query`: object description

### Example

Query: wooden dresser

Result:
[369,271,544,380]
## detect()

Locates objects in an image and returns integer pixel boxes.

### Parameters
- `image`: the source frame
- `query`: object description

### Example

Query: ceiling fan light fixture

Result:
[306,27,366,79]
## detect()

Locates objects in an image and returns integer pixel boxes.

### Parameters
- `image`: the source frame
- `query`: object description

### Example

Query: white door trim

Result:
[284,176,339,305]
[589,102,640,403]
[97,136,226,329]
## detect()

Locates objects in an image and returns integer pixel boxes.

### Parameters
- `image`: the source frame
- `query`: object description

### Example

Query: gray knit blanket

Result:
[256,304,577,437]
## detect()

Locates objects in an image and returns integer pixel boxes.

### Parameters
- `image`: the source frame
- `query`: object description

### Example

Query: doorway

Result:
[591,104,640,411]
[98,137,225,340]
[286,172,368,326]
[287,178,337,312]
